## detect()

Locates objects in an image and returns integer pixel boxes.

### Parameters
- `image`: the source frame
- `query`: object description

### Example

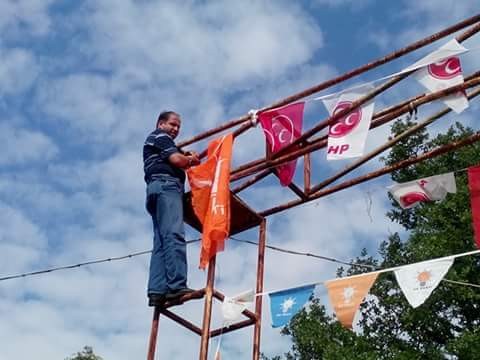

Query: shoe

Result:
[148,293,166,307]
[165,287,196,301]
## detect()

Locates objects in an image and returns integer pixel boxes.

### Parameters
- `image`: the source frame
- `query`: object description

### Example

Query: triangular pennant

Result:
[394,258,453,307]
[187,133,233,269]
[221,297,247,323]
[259,102,304,186]
[468,165,480,248]
[322,88,375,160]
[388,172,456,209]
[325,272,378,329]
[269,284,315,328]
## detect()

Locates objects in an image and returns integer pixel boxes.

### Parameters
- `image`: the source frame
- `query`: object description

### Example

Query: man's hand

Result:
[187,153,200,167]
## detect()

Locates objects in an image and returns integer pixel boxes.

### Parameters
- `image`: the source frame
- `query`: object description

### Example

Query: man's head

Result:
[156,111,181,139]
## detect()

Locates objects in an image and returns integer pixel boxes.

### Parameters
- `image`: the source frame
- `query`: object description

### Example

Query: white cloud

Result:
[0,0,54,37]
[0,202,47,274]
[0,122,58,165]
[0,48,39,96]
[2,0,466,359]
[314,0,373,9]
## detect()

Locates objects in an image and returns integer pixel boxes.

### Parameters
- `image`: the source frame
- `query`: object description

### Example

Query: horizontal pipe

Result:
[209,319,256,338]
[212,290,258,321]
[230,22,480,177]
[178,15,480,148]
[260,131,480,217]
[309,86,480,194]
[231,77,480,181]
[162,288,205,309]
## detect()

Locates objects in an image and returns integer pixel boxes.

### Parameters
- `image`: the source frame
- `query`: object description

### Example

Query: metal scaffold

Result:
[147,14,480,360]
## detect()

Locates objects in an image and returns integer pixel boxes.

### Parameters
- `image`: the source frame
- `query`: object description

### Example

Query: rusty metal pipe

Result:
[178,15,480,149]
[260,131,480,217]
[231,77,480,181]
[309,86,480,194]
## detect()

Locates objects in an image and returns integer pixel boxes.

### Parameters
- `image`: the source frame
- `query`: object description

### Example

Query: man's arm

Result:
[168,151,200,169]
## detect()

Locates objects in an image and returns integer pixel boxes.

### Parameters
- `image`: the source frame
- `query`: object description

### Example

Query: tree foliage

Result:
[265,120,480,359]
[65,346,103,360]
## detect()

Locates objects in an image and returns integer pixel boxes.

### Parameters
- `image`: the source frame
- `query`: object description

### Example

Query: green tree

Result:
[65,346,103,360]
[266,120,480,359]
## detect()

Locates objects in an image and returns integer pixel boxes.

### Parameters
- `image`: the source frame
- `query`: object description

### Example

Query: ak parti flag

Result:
[325,272,378,329]
[394,258,453,308]
[259,102,304,186]
[468,165,480,248]
[187,133,234,269]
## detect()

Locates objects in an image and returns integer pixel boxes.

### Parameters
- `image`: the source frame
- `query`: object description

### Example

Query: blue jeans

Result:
[146,176,187,295]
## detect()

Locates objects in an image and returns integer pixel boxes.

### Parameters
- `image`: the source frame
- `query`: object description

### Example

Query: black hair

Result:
[156,111,179,128]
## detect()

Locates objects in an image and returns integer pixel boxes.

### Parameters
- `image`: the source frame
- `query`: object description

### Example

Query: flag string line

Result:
[0,237,478,297]
[260,45,480,111]
[296,164,474,214]
[0,237,372,282]
[442,278,480,289]
[254,249,480,296]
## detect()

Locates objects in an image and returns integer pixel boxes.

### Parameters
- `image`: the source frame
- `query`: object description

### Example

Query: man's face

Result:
[158,114,181,139]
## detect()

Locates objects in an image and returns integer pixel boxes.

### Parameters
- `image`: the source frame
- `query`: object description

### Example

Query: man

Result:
[143,111,200,307]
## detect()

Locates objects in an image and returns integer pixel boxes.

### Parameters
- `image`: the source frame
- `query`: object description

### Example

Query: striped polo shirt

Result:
[143,129,185,184]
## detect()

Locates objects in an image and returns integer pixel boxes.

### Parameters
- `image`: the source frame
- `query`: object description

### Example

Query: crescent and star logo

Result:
[329,101,362,138]
[262,114,296,152]
[427,57,462,80]
[400,191,430,207]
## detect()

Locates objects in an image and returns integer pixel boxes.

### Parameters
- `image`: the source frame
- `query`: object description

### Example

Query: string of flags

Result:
[186,38,480,270]
[255,38,472,186]
[219,249,480,331]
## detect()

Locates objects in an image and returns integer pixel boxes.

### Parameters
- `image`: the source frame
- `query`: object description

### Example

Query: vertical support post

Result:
[147,307,161,360]
[199,256,217,360]
[304,153,311,194]
[253,219,267,360]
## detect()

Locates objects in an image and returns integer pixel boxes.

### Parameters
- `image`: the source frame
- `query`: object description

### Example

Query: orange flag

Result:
[187,133,233,269]
[325,272,378,329]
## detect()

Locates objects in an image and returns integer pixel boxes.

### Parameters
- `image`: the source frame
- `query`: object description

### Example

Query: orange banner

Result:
[187,133,233,269]
[325,272,378,329]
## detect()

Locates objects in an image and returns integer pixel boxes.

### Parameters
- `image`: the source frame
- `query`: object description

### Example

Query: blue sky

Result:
[1,1,479,359]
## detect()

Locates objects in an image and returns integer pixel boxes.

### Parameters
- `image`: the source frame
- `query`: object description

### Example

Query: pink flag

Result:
[468,165,480,248]
[259,102,304,186]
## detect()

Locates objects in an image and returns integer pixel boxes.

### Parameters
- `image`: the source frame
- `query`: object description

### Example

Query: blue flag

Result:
[269,284,315,328]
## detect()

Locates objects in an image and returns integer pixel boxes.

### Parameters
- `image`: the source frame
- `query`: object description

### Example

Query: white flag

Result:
[394,258,453,308]
[388,172,456,209]
[402,39,468,74]
[322,88,375,160]
[404,39,469,113]
[221,289,254,323]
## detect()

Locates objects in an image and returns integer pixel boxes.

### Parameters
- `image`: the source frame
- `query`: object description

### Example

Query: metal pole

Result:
[260,131,480,217]
[309,86,480,194]
[304,153,311,194]
[230,23,480,179]
[147,307,161,360]
[253,219,267,360]
[178,15,480,148]
[199,256,217,360]
[231,77,480,182]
